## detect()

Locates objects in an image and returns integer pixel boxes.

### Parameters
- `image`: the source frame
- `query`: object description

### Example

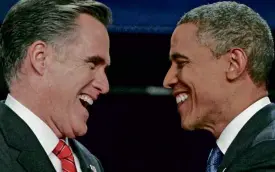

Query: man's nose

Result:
[163,65,178,89]
[93,70,110,94]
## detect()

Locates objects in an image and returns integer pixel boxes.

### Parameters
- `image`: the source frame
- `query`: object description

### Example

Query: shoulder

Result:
[236,119,275,170]
[245,103,275,147]
[252,118,275,147]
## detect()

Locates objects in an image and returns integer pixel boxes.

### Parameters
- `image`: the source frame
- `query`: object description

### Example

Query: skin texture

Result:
[10,14,110,138]
[163,23,267,138]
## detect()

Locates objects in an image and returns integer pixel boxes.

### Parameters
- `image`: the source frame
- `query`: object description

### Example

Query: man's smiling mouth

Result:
[79,94,93,108]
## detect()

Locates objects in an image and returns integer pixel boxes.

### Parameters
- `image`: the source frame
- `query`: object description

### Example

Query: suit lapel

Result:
[69,139,92,172]
[218,103,275,171]
[0,103,55,172]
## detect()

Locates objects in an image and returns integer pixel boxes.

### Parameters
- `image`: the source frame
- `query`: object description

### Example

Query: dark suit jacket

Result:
[0,102,104,172]
[217,103,275,172]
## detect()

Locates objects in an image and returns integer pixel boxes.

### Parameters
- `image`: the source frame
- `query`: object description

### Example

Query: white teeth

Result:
[176,93,188,104]
[79,94,93,105]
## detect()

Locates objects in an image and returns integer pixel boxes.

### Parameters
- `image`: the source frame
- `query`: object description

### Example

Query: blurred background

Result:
[1,0,275,172]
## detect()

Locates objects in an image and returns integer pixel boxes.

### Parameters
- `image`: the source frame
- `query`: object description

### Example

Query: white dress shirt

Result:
[217,96,271,154]
[5,94,82,172]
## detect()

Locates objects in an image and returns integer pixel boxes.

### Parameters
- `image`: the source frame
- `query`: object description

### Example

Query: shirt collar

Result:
[5,94,59,155]
[217,96,271,154]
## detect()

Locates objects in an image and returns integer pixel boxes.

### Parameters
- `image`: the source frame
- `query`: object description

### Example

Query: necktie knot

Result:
[206,144,224,172]
[53,140,77,172]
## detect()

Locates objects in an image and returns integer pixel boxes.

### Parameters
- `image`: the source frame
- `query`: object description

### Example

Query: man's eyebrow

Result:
[169,52,190,61]
[84,55,110,66]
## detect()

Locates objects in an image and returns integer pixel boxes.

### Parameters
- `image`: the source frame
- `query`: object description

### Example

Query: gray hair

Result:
[178,1,274,85]
[0,0,112,87]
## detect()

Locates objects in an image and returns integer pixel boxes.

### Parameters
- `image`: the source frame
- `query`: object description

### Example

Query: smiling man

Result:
[164,1,275,172]
[0,0,111,172]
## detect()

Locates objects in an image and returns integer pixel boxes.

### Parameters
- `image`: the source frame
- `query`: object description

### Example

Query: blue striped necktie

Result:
[206,144,224,172]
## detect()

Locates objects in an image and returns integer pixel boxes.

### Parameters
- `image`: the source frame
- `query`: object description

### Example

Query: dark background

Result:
[79,33,217,172]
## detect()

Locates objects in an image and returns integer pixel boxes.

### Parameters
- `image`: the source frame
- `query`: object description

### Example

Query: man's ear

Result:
[226,48,248,81]
[27,40,48,75]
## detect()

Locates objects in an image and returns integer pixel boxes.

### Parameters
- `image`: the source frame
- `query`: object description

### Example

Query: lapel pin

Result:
[90,165,97,172]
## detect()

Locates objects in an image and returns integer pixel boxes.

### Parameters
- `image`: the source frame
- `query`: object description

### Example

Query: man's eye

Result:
[177,61,187,69]
[89,63,95,69]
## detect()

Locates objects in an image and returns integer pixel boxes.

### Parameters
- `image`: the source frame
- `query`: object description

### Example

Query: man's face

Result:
[44,14,110,138]
[163,23,228,130]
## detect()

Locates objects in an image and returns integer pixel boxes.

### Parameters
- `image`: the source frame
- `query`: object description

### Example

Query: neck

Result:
[9,78,64,138]
[208,83,268,139]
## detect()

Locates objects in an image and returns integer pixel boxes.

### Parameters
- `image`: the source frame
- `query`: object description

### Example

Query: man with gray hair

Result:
[0,0,112,171]
[164,1,275,172]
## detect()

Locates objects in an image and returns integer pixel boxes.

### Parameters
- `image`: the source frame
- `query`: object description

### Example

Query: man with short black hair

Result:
[164,1,275,172]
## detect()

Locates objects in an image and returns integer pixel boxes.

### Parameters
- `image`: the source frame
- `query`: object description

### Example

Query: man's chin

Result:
[61,123,88,139]
[73,124,88,137]
[180,119,196,131]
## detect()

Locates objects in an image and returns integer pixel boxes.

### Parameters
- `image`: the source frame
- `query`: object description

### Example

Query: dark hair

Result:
[178,1,274,84]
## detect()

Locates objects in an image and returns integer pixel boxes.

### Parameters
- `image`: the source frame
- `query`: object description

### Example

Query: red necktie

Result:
[53,140,77,172]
